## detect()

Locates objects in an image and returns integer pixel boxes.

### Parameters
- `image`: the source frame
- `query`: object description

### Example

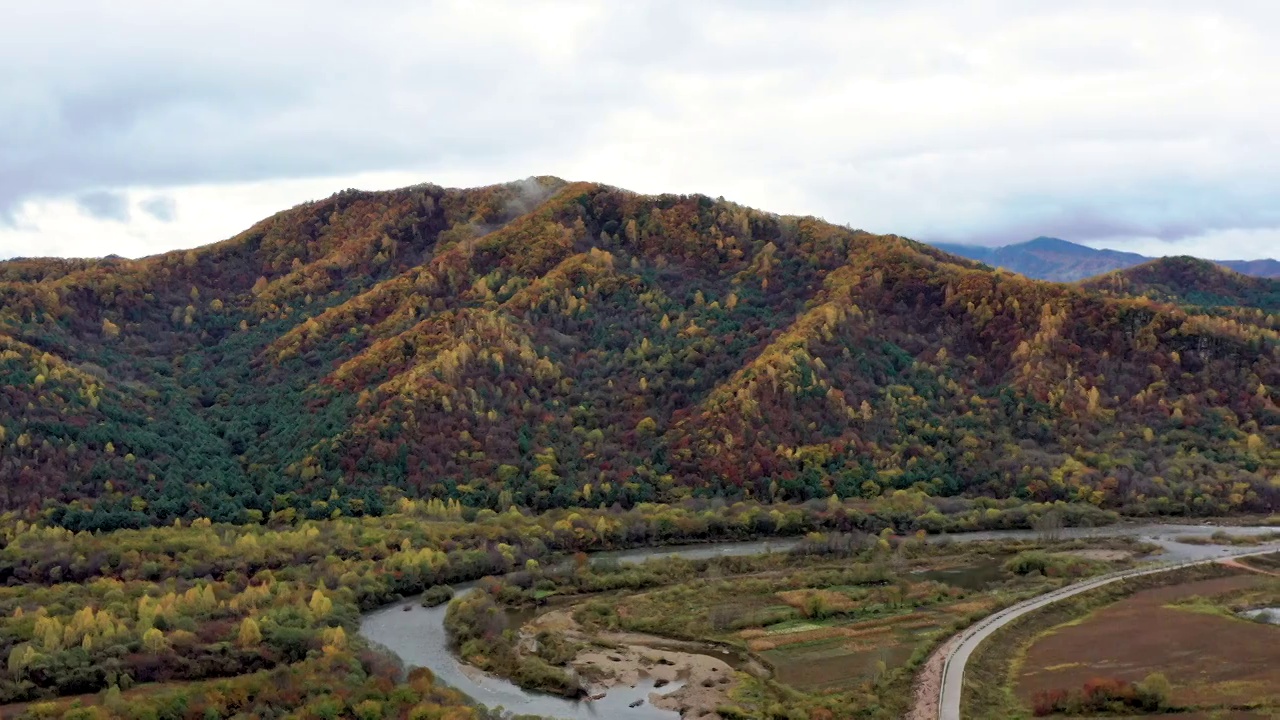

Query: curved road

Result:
[936,541,1280,720]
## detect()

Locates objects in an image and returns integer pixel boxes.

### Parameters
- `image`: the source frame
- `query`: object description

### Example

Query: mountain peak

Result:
[930,238,1279,282]
[1022,236,1078,251]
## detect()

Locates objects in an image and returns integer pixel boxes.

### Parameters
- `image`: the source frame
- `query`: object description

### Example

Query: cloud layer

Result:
[3,0,1280,259]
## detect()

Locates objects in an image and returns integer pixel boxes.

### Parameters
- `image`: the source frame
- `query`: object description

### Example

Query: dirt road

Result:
[905,635,960,720]
[1220,556,1280,577]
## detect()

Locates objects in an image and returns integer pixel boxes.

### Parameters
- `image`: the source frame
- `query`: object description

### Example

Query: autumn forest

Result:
[1,177,1277,532]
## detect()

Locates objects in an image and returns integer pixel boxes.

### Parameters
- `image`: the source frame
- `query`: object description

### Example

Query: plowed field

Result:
[1016,574,1280,710]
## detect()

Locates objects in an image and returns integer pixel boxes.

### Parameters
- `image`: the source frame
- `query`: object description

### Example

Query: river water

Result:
[358,522,1278,719]
[1240,607,1280,624]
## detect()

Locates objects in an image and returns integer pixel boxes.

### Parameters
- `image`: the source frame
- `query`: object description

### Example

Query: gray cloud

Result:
[0,1,648,215]
[74,191,130,222]
[919,178,1280,248]
[4,1,1280,259]
[140,195,177,222]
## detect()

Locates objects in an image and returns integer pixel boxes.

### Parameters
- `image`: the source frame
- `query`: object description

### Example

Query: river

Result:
[358,521,1278,720]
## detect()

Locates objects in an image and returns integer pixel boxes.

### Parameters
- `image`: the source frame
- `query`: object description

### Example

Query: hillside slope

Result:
[1081,257,1280,311]
[1,179,1277,529]
[935,237,1280,281]
[1222,258,1280,278]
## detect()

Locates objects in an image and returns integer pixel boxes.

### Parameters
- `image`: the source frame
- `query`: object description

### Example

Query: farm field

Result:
[454,533,1151,719]
[1238,552,1280,574]
[1014,566,1280,717]
[753,598,997,693]
[1157,707,1280,712]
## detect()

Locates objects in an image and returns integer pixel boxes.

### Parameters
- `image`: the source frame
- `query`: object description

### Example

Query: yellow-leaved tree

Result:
[142,628,167,652]
[237,617,262,647]
[309,589,333,617]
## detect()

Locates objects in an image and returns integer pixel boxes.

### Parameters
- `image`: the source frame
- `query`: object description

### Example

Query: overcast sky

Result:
[3,1,1280,260]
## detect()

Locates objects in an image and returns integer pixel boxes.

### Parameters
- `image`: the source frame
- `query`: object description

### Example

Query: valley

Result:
[356,522,1280,720]
[8,0,1280,716]
[0,178,1277,719]
[3,500,1279,719]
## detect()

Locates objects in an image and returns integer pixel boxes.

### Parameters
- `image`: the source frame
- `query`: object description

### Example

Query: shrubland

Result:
[0,496,1105,705]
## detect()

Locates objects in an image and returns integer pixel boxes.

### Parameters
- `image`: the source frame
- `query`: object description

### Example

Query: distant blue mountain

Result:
[930,237,1280,282]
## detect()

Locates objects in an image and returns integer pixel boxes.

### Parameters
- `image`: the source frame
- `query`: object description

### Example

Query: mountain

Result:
[1,179,1277,530]
[1081,257,1280,311]
[1222,258,1280,278]
[933,237,1280,282]
[931,237,1150,282]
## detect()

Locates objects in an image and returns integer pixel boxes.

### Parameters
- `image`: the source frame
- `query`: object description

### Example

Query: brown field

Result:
[753,598,1000,693]
[744,613,938,653]
[775,588,861,613]
[1239,552,1280,574]
[1016,574,1280,710]
[1048,709,1275,719]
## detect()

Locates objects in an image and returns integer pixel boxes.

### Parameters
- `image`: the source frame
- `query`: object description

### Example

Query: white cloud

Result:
[1082,229,1280,262]
[3,1,1280,260]
[0,170,500,259]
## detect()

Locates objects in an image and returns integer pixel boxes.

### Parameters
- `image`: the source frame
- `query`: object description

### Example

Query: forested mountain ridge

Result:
[934,236,1280,281]
[1,178,1277,530]
[1080,256,1280,312]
